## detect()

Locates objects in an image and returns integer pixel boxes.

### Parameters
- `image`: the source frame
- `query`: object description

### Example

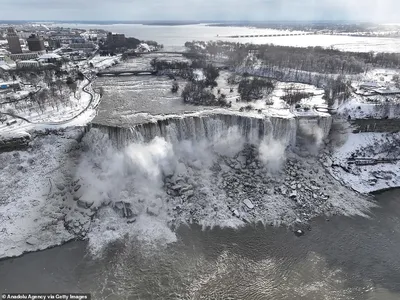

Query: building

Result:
[69,42,95,52]
[6,27,22,54]
[38,53,62,63]
[9,51,44,61]
[27,34,45,51]
[48,38,61,49]
[373,87,400,95]
[107,32,126,46]
[16,60,40,69]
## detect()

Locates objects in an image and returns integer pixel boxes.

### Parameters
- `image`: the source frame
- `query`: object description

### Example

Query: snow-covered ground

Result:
[211,71,326,114]
[328,132,400,193]
[0,79,101,138]
[337,96,400,119]
[89,55,121,70]
[0,129,85,258]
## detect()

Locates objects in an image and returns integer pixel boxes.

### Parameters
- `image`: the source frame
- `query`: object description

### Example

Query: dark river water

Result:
[1,189,400,299]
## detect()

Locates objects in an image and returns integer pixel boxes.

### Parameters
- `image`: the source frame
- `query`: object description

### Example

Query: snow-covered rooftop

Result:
[38,53,62,60]
[360,81,381,88]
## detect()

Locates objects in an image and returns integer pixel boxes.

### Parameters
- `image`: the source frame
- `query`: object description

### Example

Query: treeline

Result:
[180,64,230,106]
[185,41,400,74]
[150,58,220,84]
[100,37,141,53]
[150,58,194,80]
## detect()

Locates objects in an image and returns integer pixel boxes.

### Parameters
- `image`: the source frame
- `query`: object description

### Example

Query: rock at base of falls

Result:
[243,199,254,209]
[77,199,94,209]
[55,183,65,191]
[26,236,39,245]
[147,206,161,217]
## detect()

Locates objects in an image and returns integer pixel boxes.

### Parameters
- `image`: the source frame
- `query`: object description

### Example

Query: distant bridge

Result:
[225,32,316,38]
[97,70,157,76]
[125,51,204,58]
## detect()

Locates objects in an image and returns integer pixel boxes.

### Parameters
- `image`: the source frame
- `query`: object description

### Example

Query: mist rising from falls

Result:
[78,113,349,256]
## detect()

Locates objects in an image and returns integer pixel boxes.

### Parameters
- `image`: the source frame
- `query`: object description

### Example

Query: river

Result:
[53,23,400,53]
[1,189,399,299]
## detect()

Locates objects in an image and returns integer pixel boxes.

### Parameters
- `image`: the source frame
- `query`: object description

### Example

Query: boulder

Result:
[294,229,305,237]
[56,183,65,191]
[74,184,82,192]
[127,218,137,224]
[289,190,297,199]
[183,189,194,199]
[77,199,94,209]
[323,157,333,168]
[147,206,161,217]
[243,199,254,209]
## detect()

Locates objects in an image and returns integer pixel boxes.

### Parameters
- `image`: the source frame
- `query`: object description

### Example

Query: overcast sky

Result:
[0,0,399,22]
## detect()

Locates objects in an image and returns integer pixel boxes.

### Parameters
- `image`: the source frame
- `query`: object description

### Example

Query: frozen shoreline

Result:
[327,131,400,194]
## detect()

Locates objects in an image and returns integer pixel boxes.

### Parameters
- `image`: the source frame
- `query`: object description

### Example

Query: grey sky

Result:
[0,0,399,22]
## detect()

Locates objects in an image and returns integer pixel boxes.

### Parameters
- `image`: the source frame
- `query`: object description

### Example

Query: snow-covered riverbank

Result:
[0,129,85,258]
[328,132,400,194]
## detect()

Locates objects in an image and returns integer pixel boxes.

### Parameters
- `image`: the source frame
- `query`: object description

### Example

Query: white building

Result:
[10,51,44,61]
[38,53,62,63]
[16,60,40,69]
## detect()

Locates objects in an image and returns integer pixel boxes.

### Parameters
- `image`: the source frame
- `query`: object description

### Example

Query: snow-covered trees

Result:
[203,64,220,87]
[186,41,400,76]
[181,82,216,105]
[281,85,313,107]
[238,77,275,101]
[323,76,352,108]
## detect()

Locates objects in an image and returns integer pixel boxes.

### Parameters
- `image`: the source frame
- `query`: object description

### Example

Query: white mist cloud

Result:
[258,137,286,172]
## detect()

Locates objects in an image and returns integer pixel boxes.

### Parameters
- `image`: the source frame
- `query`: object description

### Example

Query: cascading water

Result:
[89,113,312,149]
[75,111,368,258]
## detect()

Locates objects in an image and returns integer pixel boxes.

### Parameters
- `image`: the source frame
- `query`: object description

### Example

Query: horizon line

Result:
[0,19,382,23]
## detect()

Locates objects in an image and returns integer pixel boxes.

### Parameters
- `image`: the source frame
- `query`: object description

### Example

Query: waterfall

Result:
[90,113,331,149]
[296,115,333,147]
